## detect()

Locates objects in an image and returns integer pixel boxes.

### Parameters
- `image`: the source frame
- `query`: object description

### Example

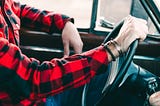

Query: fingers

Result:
[134,17,148,41]
[63,42,83,58]
[135,16,147,24]
[125,15,147,24]
[139,24,148,41]
[62,21,83,57]
[63,40,83,57]
[63,41,70,57]
[114,15,148,53]
[73,43,83,54]
[126,15,148,41]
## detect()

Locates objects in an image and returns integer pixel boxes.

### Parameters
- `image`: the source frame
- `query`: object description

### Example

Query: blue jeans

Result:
[45,62,141,106]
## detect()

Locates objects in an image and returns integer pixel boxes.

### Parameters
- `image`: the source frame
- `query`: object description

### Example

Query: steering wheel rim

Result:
[82,20,139,106]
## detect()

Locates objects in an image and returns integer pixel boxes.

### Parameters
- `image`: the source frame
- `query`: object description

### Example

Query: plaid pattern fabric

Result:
[0,38,109,105]
[0,0,109,105]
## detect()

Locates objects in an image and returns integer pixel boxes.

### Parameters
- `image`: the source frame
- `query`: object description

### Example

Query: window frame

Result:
[139,0,160,33]
[78,0,110,36]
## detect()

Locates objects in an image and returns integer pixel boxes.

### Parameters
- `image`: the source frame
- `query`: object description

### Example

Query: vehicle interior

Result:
[17,0,160,105]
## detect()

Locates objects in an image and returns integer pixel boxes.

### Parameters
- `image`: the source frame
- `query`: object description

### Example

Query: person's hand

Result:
[105,15,148,61]
[62,21,83,57]
[149,91,160,106]
[114,15,148,53]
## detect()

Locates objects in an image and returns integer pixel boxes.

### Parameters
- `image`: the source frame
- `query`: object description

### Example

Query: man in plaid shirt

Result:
[0,0,149,105]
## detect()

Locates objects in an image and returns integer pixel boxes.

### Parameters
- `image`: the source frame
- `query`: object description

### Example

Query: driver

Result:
[0,0,149,106]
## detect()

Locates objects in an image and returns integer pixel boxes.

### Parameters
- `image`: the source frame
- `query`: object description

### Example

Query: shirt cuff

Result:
[50,14,74,33]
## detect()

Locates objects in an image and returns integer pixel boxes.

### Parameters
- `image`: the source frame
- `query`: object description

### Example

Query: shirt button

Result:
[6,10,12,15]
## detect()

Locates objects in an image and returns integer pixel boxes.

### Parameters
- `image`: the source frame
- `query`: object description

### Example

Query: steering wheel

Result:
[82,20,139,106]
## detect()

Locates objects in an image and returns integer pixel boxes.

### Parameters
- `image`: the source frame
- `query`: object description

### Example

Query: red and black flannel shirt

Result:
[0,0,109,105]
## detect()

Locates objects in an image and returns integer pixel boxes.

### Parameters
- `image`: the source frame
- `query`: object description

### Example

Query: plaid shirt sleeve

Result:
[0,37,109,100]
[12,1,73,33]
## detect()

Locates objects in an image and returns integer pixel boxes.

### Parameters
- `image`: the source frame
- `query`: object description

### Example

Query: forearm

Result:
[0,38,109,100]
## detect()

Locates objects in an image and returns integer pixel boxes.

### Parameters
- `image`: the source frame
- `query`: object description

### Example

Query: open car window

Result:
[97,0,159,35]
[16,0,159,35]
